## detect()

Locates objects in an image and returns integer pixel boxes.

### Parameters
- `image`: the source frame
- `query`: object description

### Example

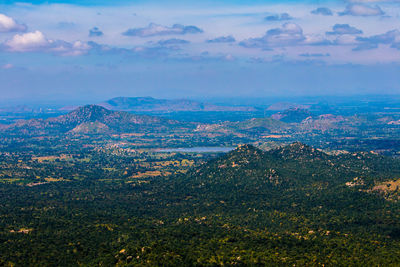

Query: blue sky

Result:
[0,0,399,103]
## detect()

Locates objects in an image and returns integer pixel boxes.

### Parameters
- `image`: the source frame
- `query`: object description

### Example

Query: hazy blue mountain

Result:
[98,97,256,112]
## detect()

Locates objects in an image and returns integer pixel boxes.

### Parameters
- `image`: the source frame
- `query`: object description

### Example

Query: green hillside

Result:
[1,143,400,265]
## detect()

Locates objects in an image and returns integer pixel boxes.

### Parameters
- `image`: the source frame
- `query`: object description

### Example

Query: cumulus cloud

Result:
[4,31,49,52]
[2,31,91,56]
[64,41,92,56]
[326,24,363,35]
[0,14,27,33]
[339,4,385,16]
[131,46,174,57]
[87,41,129,54]
[81,40,185,58]
[357,29,400,44]
[355,29,400,50]
[239,23,305,49]
[122,23,203,37]
[264,13,293,21]
[299,53,330,57]
[89,27,103,37]
[206,36,236,43]
[334,35,359,45]
[352,42,378,51]
[303,34,332,46]
[311,7,333,16]
[223,54,235,61]
[157,38,190,45]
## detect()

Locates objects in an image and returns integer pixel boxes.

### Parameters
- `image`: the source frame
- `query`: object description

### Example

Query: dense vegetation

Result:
[1,143,400,266]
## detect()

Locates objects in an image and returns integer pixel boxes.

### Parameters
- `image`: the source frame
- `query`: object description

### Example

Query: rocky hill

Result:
[1,105,191,136]
[169,142,400,198]
[271,108,312,123]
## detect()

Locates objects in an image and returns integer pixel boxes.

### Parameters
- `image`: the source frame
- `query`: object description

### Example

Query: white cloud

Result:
[240,23,305,49]
[358,29,400,44]
[206,36,236,43]
[265,23,305,46]
[311,7,333,16]
[339,4,385,16]
[264,13,293,21]
[0,14,27,33]
[240,23,331,48]
[326,24,363,35]
[5,31,48,52]
[303,34,331,45]
[3,31,91,56]
[355,29,400,50]
[334,35,359,45]
[1,2,400,64]
[52,40,92,56]
[223,54,235,61]
[122,23,203,37]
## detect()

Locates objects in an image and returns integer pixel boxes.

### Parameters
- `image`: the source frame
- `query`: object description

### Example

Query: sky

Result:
[0,0,400,104]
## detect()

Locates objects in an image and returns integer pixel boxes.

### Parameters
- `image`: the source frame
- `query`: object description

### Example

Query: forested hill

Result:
[171,142,400,192]
[0,105,192,136]
[2,142,400,265]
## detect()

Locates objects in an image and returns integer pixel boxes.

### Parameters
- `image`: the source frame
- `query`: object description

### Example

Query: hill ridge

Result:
[2,105,190,136]
[98,96,256,112]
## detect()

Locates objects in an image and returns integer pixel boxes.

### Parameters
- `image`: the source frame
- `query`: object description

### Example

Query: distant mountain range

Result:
[0,105,35,113]
[0,104,349,137]
[1,105,191,136]
[2,97,317,115]
[266,102,311,111]
[97,97,256,112]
